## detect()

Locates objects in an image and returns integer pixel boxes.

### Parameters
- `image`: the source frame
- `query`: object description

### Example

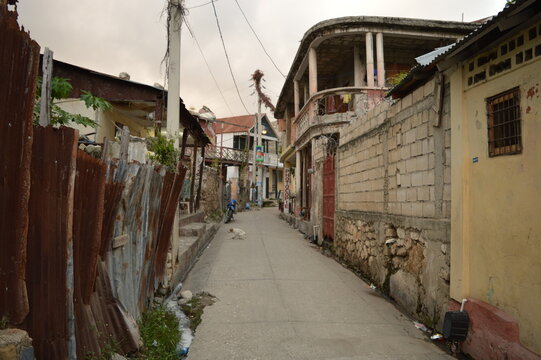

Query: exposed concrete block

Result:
[412,86,424,104]
[411,202,423,217]
[411,172,423,187]
[417,187,430,201]
[402,94,413,109]
[423,78,436,97]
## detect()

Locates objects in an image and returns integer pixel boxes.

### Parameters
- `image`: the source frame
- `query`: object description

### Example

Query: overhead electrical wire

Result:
[183,16,234,116]
[186,0,218,10]
[233,0,286,79]
[210,0,251,115]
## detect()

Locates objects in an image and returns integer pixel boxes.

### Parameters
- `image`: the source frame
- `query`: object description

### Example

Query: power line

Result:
[210,0,251,115]
[186,0,218,10]
[183,16,234,116]
[233,0,286,79]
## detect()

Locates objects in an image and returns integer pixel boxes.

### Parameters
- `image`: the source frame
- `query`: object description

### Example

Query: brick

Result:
[406,188,417,201]
[443,184,451,201]
[422,170,435,186]
[416,123,428,140]
[401,173,411,187]
[411,172,423,186]
[411,141,422,156]
[406,158,417,173]
[416,154,429,171]
[417,187,430,201]
[411,202,423,217]
[389,189,397,202]
[400,145,411,160]
[402,94,413,109]
[401,202,413,216]
[405,129,416,144]
[423,78,436,97]
[428,153,435,169]
[389,202,401,214]
[423,202,435,218]
[412,86,424,104]
[397,188,407,202]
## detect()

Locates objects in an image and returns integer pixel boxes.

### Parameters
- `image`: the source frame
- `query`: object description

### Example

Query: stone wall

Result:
[335,76,451,328]
[200,166,222,217]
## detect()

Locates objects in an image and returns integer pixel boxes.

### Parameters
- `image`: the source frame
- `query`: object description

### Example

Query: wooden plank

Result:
[39,47,53,127]
[120,126,130,161]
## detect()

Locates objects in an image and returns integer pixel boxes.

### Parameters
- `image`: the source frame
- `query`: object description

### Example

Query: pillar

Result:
[376,32,385,87]
[354,45,363,87]
[295,150,302,215]
[365,32,375,87]
[308,47,318,95]
[294,80,300,117]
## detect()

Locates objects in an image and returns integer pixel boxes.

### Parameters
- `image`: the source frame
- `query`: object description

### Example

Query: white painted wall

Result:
[226,166,240,180]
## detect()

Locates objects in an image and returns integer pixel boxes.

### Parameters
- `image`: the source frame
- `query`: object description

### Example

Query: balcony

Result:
[294,87,386,143]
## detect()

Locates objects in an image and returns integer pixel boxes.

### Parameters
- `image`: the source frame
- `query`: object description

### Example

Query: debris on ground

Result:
[229,228,247,240]
[369,284,377,290]
[430,333,444,341]
[413,321,429,332]
[180,292,217,332]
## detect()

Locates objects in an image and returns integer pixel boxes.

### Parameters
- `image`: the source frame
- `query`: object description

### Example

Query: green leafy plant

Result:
[138,306,181,360]
[388,71,409,86]
[84,335,122,360]
[33,77,111,128]
[147,134,179,172]
[0,314,9,330]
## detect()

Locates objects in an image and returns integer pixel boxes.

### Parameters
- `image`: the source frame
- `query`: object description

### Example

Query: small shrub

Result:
[147,134,179,172]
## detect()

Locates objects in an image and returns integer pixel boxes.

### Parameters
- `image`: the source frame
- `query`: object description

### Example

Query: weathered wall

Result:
[200,166,222,216]
[450,22,541,355]
[335,77,451,327]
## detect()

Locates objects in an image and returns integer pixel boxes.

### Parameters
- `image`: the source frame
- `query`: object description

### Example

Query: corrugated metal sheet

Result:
[0,4,40,325]
[106,162,166,319]
[25,126,78,360]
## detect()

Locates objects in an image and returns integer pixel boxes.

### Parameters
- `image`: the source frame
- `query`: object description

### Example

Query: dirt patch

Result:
[180,292,217,332]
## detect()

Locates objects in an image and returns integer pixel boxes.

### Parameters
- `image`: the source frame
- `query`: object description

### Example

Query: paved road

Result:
[184,208,452,360]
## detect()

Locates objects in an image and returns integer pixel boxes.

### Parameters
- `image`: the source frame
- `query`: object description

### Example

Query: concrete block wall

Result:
[334,77,452,328]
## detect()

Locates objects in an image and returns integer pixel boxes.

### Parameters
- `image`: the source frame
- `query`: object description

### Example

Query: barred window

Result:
[486,88,522,157]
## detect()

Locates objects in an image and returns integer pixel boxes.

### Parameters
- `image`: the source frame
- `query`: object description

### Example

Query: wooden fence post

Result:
[120,126,130,162]
[39,47,53,127]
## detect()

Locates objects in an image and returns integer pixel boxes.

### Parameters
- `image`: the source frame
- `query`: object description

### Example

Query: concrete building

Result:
[392,0,541,358]
[215,114,283,203]
[275,16,476,237]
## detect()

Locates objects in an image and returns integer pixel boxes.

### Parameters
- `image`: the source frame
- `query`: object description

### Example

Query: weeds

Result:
[138,306,180,360]
[0,314,9,330]
[180,292,216,332]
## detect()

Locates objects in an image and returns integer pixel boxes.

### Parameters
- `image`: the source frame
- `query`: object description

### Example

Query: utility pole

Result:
[251,114,257,203]
[166,0,184,146]
[250,69,276,207]
[257,99,263,207]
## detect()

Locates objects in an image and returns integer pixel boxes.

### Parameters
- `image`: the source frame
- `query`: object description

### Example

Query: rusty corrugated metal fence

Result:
[0,5,190,358]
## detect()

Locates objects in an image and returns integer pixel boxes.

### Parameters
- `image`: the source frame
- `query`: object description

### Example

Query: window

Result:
[486,87,522,157]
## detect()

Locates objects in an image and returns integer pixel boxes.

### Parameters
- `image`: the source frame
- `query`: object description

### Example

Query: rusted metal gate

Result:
[322,154,335,240]
[0,3,40,325]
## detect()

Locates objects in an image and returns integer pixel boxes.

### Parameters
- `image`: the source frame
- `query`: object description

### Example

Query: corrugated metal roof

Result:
[415,44,455,66]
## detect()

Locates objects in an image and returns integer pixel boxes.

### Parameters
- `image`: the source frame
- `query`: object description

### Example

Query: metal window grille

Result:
[486,87,522,157]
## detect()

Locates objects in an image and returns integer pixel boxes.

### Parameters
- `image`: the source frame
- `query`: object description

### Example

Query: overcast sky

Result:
[18,0,507,120]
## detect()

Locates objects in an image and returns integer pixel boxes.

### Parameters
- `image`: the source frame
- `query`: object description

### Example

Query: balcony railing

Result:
[293,86,387,142]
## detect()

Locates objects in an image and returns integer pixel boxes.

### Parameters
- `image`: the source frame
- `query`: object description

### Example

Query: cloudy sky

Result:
[18,0,507,119]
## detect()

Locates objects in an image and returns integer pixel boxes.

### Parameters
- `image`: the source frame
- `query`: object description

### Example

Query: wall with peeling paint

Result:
[450,21,541,354]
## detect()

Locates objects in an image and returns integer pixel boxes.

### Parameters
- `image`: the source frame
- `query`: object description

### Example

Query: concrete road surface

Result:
[183,208,452,360]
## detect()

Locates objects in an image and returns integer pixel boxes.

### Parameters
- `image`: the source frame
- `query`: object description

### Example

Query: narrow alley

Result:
[184,208,452,360]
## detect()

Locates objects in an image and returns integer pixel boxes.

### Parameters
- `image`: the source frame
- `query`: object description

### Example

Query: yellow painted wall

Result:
[450,26,541,353]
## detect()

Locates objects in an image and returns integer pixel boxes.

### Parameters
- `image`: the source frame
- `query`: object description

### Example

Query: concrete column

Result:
[294,80,300,117]
[308,47,318,95]
[166,0,183,146]
[295,150,302,214]
[304,84,309,105]
[354,45,363,87]
[365,32,375,88]
[376,32,385,87]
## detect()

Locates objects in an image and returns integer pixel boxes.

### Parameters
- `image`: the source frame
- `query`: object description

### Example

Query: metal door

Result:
[322,154,335,239]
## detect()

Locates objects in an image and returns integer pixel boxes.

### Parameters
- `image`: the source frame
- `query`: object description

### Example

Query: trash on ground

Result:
[369,284,377,290]
[385,238,397,245]
[413,321,429,332]
[430,333,444,341]
[165,286,194,359]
